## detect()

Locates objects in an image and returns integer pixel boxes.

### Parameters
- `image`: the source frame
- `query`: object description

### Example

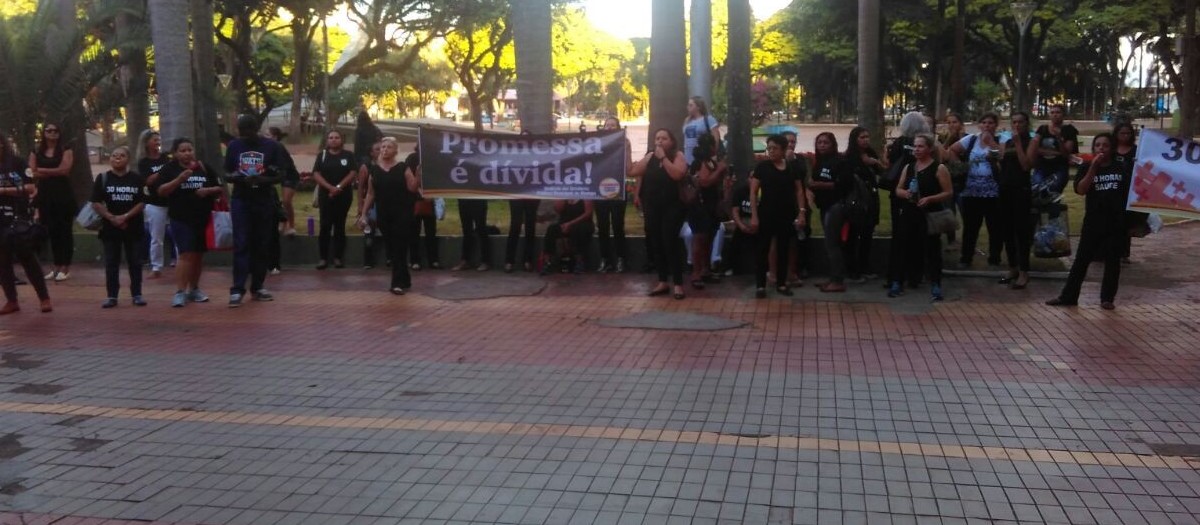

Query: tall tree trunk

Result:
[512,0,553,135]
[726,0,752,180]
[48,0,94,204]
[191,0,221,170]
[1182,0,1198,137]
[649,0,688,147]
[951,0,965,113]
[858,0,882,148]
[117,0,150,143]
[289,14,313,139]
[148,0,195,146]
[689,0,712,105]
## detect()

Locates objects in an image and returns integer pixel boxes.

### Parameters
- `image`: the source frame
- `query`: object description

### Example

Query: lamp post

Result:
[1011,2,1036,115]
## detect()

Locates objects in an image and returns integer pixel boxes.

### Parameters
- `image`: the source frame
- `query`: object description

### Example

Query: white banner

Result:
[1127,129,1200,219]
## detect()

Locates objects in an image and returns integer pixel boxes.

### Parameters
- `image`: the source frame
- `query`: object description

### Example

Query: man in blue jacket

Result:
[224,115,285,307]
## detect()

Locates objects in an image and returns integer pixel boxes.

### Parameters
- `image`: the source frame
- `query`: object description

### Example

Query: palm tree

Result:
[725,0,752,178]
[192,0,222,169]
[857,0,882,149]
[649,0,687,146]
[689,0,712,104]
[148,0,195,145]
[511,0,552,134]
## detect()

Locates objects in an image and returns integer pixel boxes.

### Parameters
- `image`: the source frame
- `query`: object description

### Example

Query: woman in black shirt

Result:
[153,138,225,308]
[631,128,689,299]
[750,134,807,298]
[29,123,76,281]
[890,134,953,301]
[91,147,147,307]
[311,130,358,269]
[1113,122,1139,261]
[1047,133,1129,310]
[358,137,419,295]
[997,111,1038,289]
[810,132,853,292]
[844,126,886,281]
[0,132,52,314]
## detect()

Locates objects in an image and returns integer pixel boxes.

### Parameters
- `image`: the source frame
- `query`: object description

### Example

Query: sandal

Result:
[648,285,670,297]
[390,287,405,295]
[776,286,793,297]
[690,279,706,290]
[672,286,685,300]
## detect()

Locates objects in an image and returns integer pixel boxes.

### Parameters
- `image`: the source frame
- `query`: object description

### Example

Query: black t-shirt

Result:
[1076,161,1130,227]
[90,170,146,236]
[809,155,851,211]
[1035,124,1079,171]
[999,135,1033,189]
[751,159,800,220]
[138,155,171,206]
[152,161,221,226]
[731,181,752,220]
[639,153,683,208]
[33,145,75,207]
[312,149,359,199]
[0,158,31,224]
[1113,146,1137,175]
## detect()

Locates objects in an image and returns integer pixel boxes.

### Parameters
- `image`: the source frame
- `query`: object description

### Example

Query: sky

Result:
[580,0,792,40]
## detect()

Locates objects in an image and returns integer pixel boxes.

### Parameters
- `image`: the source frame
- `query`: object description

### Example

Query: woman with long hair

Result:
[1046,133,1130,310]
[311,129,358,269]
[686,131,727,288]
[682,96,721,167]
[29,123,76,281]
[357,141,384,268]
[809,131,853,292]
[997,111,1038,289]
[594,116,632,273]
[749,134,807,298]
[358,137,419,294]
[947,112,1004,268]
[0,131,52,314]
[939,112,966,247]
[90,147,147,307]
[407,145,440,271]
[844,126,886,280]
[153,138,225,307]
[135,130,174,277]
[890,133,953,301]
[885,112,930,287]
[1113,121,1138,262]
[631,128,689,299]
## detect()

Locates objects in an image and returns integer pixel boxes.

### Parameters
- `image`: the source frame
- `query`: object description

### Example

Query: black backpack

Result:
[842,173,873,229]
[880,137,915,192]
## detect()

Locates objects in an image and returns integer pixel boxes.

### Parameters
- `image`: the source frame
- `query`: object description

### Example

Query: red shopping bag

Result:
[206,199,234,251]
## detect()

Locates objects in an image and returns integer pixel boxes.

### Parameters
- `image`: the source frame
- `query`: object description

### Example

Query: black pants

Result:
[755,219,792,289]
[1059,219,1124,303]
[543,222,594,258]
[889,202,942,286]
[409,214,438,266]
[102,231,144,298]
[379,212,413,289]
[230,197,275,295]
[821,205,848,284]
[458,199,490,265]
[644,203,686,285]
[595,200,627,262]
[0,240,49,302]
[845,193,880,278]
[505,199,538,265]
[999,186,1035,273]
[318,192,352,263]
[726,228,753,274]
[959,196,1003,265]
[40,200,75,266]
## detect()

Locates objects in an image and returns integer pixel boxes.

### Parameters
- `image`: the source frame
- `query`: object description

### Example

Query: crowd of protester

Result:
[0,100,1146,313]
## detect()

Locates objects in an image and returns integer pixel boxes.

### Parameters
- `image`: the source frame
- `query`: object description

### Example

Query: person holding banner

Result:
[152,138,224,308]
[595,117,631,274]
[1047,133,1129,310]
[358,137,419,295]
[631,128,689,300]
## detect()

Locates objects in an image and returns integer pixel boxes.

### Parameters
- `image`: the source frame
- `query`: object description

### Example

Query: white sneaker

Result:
[54,272,70,282]
[44,271,58,280]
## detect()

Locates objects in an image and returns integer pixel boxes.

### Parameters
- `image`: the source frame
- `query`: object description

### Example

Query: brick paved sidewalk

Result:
[1,223,1198,524]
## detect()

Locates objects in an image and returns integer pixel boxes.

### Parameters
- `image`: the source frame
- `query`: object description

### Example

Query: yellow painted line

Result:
[0,400,1194,470]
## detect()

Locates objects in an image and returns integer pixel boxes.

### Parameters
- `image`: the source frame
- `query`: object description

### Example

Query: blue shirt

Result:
[224,137,285,201]
[956,134,1000,198]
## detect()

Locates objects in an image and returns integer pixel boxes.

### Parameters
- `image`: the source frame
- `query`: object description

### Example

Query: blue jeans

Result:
[231,197,276,295]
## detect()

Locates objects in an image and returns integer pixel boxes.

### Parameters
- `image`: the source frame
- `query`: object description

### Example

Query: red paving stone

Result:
[1,223,1198,390]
